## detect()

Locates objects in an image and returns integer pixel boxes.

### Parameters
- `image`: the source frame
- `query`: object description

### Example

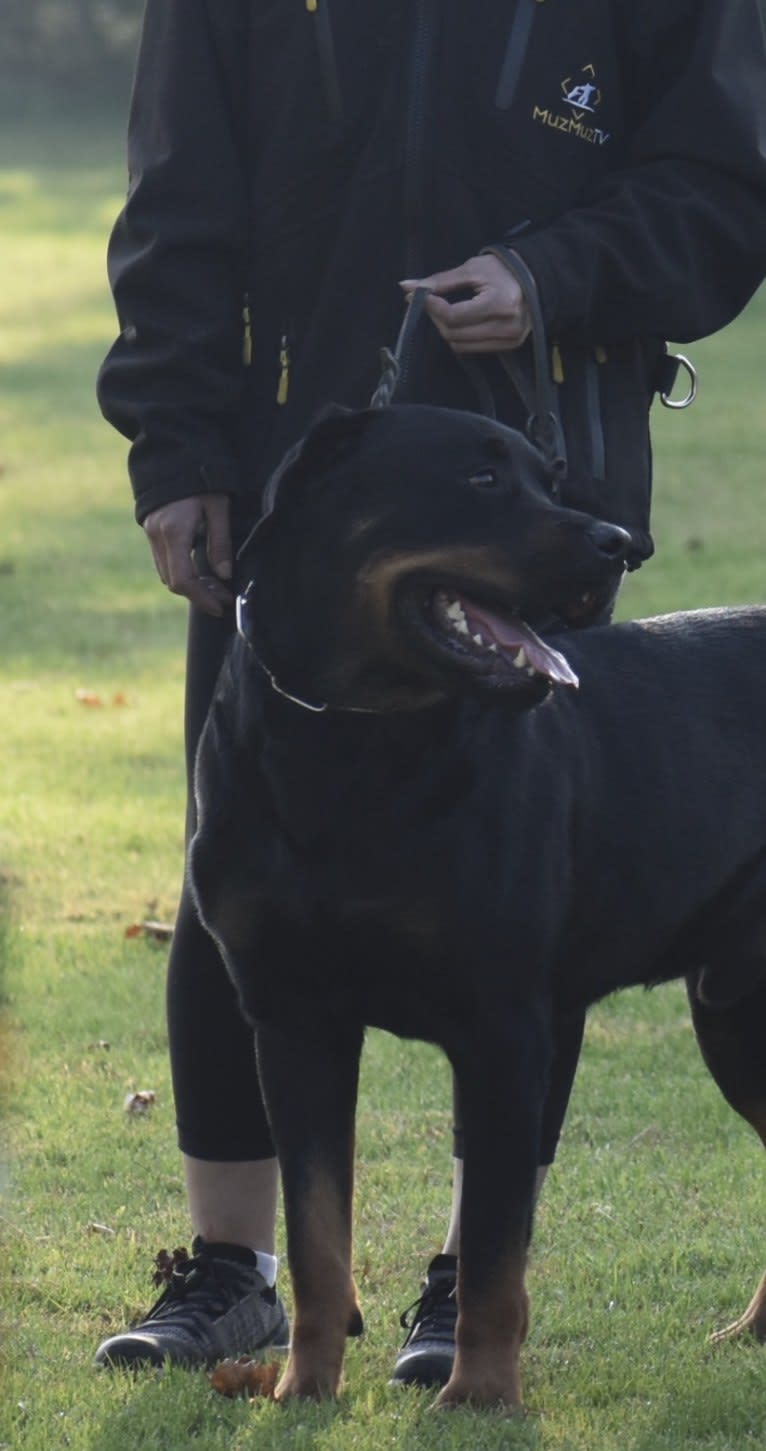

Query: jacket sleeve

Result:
[511,0,766,346]
[97,0,251,523]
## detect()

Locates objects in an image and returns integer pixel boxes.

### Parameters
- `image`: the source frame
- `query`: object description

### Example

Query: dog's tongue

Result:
[462,599,579,688]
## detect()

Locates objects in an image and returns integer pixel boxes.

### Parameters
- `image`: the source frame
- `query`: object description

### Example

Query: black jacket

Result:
[98,0,766,558]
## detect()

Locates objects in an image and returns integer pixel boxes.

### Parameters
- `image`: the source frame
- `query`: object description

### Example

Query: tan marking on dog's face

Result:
[356,546,520,620]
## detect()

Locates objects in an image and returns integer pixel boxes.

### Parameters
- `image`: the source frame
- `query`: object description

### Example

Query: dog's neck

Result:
[257,679,475,850]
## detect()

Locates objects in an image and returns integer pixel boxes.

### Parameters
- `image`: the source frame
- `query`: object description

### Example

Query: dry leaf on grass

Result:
[208,1358,280,1400]
[124,920,174,942]
[87,1222,116,1237]
[124,1090,156,1116]
[75,689,130,708]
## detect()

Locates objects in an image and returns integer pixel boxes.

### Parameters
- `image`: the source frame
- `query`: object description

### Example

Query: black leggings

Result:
[168,606,585,1165]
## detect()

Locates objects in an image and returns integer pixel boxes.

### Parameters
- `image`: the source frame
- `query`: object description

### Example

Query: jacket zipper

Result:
[584,350,607,481]
[242,295,253,367]
[276,333,291,406]
[306,0,343,124]
[403,0,434,283]
[495,0,542,110]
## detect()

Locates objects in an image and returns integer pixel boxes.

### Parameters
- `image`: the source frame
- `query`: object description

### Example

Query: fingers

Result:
[400,253,532,354]
[143,494,234,617]
[400,260,478,298]
[423,294,530,351]
[202,494,233,581]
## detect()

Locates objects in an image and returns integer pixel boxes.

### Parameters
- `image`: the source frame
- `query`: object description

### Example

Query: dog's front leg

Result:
[255,1019,364,1401]
[437,1000,550,1413]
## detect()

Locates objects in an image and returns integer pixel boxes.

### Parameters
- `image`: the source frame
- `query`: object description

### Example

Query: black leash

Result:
[482,244,568,491]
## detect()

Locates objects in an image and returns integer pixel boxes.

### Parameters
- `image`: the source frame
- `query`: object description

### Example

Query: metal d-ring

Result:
[661,352,698,410]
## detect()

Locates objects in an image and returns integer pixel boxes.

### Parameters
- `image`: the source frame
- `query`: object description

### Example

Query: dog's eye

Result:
[468,469,499,490]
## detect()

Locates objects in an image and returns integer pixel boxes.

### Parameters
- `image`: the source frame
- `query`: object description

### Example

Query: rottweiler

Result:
[190,404,766,1411]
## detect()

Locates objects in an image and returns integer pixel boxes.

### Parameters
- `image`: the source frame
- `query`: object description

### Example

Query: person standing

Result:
[95,0,766,1383]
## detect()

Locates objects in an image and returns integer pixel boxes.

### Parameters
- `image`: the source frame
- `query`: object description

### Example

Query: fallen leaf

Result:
[75,689,103,707]
[124,920,174,942]
[87,1222,116,1237]
[124,1090,156,1116]
[209,1358,280,1399]
[112,692,128,706]
[142,919,174,942]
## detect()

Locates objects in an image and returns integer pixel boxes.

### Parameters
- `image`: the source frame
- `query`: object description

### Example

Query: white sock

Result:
[255,1250,278,1287]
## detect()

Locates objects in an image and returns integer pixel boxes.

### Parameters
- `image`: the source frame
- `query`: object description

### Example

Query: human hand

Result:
[400,253,531,353]
[143,493,234,616]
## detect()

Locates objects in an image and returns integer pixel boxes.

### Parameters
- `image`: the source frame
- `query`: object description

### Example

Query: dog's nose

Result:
[586,520,632,560]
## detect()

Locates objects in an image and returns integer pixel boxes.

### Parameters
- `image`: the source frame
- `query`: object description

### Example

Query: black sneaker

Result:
[390,1253,457,1388]
[94,1237,290,1369]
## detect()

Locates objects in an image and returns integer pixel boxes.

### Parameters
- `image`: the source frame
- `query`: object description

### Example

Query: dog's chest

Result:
[235,727,547,1035]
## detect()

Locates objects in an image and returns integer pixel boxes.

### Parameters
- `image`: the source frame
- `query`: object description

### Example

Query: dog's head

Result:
[237,405,630,712]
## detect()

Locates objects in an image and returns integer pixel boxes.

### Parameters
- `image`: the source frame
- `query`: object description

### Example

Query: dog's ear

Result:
[250,407,378,538]
[298,406,378,474]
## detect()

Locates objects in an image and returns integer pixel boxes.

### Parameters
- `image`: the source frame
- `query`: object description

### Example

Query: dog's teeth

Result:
[513,647,528,669]
[442,597,471,637]
[488,643,498,654]
[472,633,484,646]
[526,666,536,677]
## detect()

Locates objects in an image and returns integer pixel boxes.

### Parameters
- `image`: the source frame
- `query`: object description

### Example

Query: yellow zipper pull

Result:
[242,299,253,367]
[277,335,290,405]
[306,0,318,12]
[595,345,608,364]
[551,343,564,384]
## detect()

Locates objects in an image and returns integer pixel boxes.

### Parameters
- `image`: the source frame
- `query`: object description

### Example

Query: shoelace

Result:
[143,1254,253,1326]
[399,1275,457,1346]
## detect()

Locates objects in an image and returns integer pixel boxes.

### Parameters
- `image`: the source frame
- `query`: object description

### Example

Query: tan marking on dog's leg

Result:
[276,1166,360,1402]
[710,1269,766,1345]
[710,1103,766,1345]
[434,1252,528,1412]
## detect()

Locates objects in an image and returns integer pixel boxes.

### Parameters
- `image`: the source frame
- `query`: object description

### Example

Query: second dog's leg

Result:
[255,1020,365,1399]
[687,969,766,1342]
[436,1002,550,1411]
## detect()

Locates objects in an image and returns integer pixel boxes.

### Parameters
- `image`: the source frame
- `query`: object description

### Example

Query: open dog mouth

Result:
[426,588,580,687]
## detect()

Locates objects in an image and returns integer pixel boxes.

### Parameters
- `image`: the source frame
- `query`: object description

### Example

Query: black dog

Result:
[190,404,766,1411]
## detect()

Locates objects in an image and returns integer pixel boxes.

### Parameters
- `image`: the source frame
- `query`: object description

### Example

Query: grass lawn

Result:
[1,104,765,1451]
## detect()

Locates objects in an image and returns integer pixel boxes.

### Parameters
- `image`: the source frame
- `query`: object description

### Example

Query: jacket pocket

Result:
[495,0,542,110]
[306,0,343,123]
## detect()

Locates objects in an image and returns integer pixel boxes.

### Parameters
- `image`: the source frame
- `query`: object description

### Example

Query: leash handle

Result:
[482,244,568,491]
[370,258,567,494]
